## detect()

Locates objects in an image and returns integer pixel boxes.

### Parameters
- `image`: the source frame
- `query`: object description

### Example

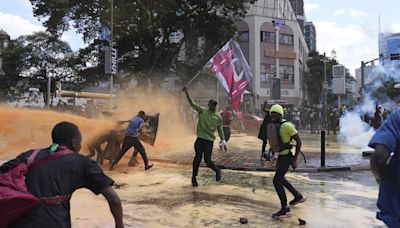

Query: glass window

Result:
[260,64,275,83]
[238,31,249,42]
[280,65,294,84]
[261,31,275,43]
[279,34,294,45]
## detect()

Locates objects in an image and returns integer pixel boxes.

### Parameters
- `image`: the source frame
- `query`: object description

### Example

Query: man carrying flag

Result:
[182,87,226,187]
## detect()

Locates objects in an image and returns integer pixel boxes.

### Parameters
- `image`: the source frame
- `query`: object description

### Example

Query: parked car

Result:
[232,113,263,131]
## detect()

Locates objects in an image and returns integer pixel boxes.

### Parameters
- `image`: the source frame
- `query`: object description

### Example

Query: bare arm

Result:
[291,134,302,169]
[101,186,124,228]
[370,144,391,182]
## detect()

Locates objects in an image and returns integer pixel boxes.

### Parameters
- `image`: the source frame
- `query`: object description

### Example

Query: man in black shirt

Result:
[0,121,124,228]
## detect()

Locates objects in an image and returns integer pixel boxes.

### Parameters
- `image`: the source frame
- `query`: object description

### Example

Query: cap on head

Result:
[270,104,284,116]
[208,99,217,106]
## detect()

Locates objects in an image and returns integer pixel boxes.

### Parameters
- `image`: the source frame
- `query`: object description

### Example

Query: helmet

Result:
[270,104,284,116]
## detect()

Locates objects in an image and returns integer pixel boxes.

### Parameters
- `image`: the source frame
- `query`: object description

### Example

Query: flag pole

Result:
[184,71,202,87]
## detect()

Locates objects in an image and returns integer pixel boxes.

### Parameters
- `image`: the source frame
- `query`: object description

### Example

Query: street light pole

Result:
[110,0,114,107]
[323,52,327,130]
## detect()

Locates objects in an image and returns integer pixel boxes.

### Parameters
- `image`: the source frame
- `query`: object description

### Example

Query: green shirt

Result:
[187,95,225,142]
[279,121,298,155]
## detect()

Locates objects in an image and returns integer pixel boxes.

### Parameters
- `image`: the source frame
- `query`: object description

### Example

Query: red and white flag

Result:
[205,39,254,111]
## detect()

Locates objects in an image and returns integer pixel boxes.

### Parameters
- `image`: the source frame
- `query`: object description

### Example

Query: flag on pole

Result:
[205,39,254,111]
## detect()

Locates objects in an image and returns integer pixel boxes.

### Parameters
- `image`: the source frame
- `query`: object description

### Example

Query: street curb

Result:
[151,159,370,173]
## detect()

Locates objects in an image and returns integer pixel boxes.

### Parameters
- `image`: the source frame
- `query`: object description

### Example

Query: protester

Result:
[369,109,400,227]
[109,111,154,171]
[0,122,124,228]
[373,106,383,129]
[267,104,305,219]
[182,86,226,187]
[220,106,234,149]
[258,102,271,158]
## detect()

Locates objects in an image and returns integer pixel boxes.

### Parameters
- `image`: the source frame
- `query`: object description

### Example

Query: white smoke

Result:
[339,63,400,150]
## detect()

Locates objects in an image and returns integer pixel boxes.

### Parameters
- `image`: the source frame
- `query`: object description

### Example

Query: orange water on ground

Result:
[0,90,195,159]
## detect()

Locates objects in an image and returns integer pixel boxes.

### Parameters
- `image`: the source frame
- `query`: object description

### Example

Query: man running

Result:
[0,122,124,228]
[182,86,226,187]
[268,104,305,219]
[109,111,153,171]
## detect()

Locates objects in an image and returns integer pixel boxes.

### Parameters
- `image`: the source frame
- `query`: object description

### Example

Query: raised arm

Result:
[182,87,204,113]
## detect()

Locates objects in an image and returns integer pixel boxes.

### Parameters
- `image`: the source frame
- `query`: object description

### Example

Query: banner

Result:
[205,39,254,111]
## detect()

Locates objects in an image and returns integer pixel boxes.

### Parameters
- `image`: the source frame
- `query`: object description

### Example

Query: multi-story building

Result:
[289,0,305,33]
[304,22,316,51]
[236,0,309,107]
[379,33,400,66]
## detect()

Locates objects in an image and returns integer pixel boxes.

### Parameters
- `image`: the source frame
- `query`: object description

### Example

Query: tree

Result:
[306,50,338,105]
[2,32,76,103]
[29,0,255,85]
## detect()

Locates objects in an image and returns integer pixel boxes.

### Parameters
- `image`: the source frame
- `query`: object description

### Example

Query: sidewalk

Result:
[150,132,371,173]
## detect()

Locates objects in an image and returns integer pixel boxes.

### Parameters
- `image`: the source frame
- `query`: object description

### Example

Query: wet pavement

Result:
[149,132,371,172]
[71,165,384,227]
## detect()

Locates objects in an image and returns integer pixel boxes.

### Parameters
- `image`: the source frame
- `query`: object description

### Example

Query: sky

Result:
[0,0,399,75]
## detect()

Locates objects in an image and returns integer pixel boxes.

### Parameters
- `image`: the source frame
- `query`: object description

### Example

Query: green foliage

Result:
[29,0,256,83]
[1,32,76,101]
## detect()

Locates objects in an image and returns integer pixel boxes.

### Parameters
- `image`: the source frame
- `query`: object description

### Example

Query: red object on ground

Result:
[0,148,73,228]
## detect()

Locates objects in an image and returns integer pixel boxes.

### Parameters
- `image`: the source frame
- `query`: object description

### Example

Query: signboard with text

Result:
[105,47,118,75]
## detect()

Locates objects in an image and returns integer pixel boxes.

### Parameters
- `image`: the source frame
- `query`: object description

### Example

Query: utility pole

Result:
[323,53,328,130]
[47,72,51,108]
[110,0,114,107]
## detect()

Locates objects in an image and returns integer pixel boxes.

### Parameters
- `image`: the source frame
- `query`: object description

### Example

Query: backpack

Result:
[266,121,293,153]
[0,148,73,228]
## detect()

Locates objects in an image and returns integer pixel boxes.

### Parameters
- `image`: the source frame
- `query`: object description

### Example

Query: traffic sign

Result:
[99,26,111,41]
[272,19,285,28]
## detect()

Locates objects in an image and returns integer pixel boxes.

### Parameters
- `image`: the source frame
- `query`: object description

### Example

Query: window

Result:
[279,34,294,45]
[261,31,275,43]
[280,65,294,84]
[260,64,275,85]
[238,31,249,42]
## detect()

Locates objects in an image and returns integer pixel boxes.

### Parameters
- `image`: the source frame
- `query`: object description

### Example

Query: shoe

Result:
[145,163,154,170]
[216,169,221,182]
[192,177,198,187]
[272,207,292,219]
[289,195,306,206]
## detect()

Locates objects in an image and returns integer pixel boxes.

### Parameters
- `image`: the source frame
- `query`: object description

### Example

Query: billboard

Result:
[333,65,345,78]
[333,78,346,95]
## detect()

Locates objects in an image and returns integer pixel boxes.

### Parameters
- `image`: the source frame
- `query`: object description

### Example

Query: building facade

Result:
[236,0,309,108]
[289,0,305,33]
[379,33,400,66]
[304,22,316,51]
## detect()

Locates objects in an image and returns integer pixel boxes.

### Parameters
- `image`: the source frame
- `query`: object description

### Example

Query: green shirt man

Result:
[183,86,226,187]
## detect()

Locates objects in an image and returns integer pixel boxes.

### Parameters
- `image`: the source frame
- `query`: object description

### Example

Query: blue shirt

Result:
[126,116,144,137]
[368,109,400,227]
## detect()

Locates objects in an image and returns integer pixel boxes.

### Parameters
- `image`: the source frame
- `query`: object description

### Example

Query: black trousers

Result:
[192,138,219,178]
[273,153,301,207]
[223,127,231,142]
[112,135,149,167]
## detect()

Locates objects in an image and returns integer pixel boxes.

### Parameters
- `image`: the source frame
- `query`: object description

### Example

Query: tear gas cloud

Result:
[339,63,400,149]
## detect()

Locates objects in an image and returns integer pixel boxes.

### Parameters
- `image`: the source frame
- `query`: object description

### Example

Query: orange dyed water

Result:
[0,90,195,159]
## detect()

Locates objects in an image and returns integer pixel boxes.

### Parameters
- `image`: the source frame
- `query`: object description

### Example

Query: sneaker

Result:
[216,169,221,182]
[145,163,154,170]
[289,195,306,206]
[192,177,198,187]
[272,207,292,219]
